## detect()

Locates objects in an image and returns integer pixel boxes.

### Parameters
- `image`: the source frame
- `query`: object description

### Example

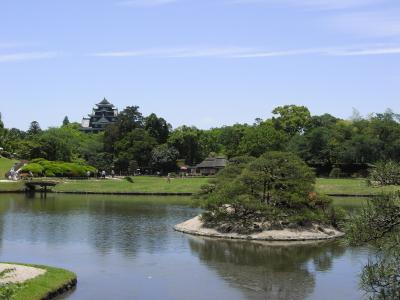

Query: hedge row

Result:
[21,158,97,177]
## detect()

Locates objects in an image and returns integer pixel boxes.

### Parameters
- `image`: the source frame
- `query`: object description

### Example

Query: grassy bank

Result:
[0,158,16,178]
[316,178,400,195]
[53,176,210,194]
[0,264,76,300]
[1,177,400,196]
[0,182,24,192]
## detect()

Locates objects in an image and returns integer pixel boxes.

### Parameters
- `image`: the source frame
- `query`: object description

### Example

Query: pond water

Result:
[0,194,369,300]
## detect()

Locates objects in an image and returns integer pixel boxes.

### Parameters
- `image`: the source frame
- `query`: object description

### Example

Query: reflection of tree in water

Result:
[188,237,346,300]
[85,199,182,257]
[0,197,13,250]
[0,194,196,258]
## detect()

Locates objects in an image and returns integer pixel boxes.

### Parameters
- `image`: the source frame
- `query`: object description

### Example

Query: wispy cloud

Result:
[329,46,400,56]
[92,45,400,59]
[236,45,400,57]
[230,48,324,58]
[230,0,385,10]
[117,0,177,7]
[92,47,256,58]
[328,11,400,37]
[0,52,58,63]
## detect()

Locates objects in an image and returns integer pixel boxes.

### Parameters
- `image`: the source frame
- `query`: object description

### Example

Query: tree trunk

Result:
[263,180,267,204]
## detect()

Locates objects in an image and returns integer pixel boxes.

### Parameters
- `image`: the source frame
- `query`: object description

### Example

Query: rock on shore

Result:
[174,216,344,241]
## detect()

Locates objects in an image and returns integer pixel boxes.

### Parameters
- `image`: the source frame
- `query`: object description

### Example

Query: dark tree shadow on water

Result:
[188,236,346,300]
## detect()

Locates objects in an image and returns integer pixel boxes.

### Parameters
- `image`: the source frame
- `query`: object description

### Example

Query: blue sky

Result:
[0,0,399,130]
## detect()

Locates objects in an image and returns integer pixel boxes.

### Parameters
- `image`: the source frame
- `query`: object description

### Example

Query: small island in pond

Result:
[175,152,345,241]
[0,263,77,300]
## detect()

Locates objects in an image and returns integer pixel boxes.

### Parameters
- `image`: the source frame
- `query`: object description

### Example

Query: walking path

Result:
[0,263,46,284]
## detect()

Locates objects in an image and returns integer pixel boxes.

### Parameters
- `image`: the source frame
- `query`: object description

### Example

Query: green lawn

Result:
[1,176,400,196]
[316,178,400,195]
[0,157,16,178]
[0,263,76,300]
[53,176,211,194]
[0,181,24,192]
[331,197,370,210]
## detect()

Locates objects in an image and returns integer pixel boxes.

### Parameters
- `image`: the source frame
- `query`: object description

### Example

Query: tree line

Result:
[1,105,400,174]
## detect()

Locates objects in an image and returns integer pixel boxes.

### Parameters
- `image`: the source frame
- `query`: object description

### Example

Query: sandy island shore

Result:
[0,263,46,285]
[174,216,345,241]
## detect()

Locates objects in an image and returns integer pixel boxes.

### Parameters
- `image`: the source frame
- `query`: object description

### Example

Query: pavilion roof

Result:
[195,157,227,169]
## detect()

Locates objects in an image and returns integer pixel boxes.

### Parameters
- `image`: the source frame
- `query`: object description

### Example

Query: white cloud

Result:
[117,0,177,7]
[329,11,400,37]
[92,47,256,58]
[231,0,385,10]
[328,46,400,56]
[230,48,324,58]
[238,45,400,57]
[92,45,400,59]
[0,52,58,63]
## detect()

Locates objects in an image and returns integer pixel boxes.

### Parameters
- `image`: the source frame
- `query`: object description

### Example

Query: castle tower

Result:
[80,98,118,133]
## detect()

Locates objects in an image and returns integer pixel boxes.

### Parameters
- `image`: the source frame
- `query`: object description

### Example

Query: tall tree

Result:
[168,126,202,165]
[0,113,5,151]
[240,152,315,205]
[62,116,70,126]
[198,128,224,158]
[104,106,144,153]
[309,113,338,129]
[144,113,171,144]
[114,128,157,169]
[114,106,144,134]
[219,124,249,158]
[238,121,287,157]
[272,105,312,136]
[28,121,42,136]
[151,144,179,174]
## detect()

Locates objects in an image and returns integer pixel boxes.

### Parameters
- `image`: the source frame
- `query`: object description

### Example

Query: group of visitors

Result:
[8,167,18,181]
[86,169,116,179]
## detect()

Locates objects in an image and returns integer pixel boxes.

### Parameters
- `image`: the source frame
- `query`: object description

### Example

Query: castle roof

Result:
[80,98,118,133]
[92,116,111,124]
[97,98,114,107]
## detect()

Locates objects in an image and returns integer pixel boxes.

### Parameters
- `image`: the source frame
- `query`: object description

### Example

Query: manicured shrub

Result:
[21,159,96,178]
[44,170,56,177]
[21,163,44,176]
[200,151,343,233]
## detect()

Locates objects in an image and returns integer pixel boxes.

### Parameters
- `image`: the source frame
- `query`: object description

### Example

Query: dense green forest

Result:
[1,105,400,175]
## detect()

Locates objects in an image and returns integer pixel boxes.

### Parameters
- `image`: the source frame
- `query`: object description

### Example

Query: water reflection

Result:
[0,194,366,299]
[188,237,347,300]
[0,194,198,258]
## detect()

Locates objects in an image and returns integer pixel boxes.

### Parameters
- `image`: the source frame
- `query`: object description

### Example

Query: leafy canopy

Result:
[347,193,400,299]
[200,152,338,232]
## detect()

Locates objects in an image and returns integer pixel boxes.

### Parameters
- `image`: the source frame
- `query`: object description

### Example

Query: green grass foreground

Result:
[53,176,210,194]
[0,158,16,178]
[316,178,400,195]
[0,182,24,192]
[0,264,76,300]
[1,176,400,196]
